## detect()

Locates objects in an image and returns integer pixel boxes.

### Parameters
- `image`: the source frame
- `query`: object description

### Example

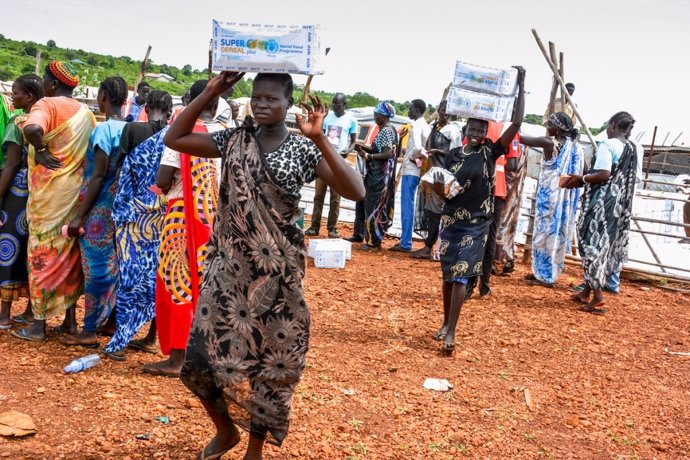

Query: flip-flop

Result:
[0,322,12,330]
[579,304,608,315]
[11,328,45,342]
[12,314,34,325]
[102,349,126,361]
[142,365,180,378]
[197,436,241,460]
[52,325,77,335]
[570,293,589,303]
[60,337,99,348]
[128,339,160,354]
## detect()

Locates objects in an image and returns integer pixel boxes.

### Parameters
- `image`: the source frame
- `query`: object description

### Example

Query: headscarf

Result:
[547,112,578,139]
[47,61,79,88]
[374,102,395,119]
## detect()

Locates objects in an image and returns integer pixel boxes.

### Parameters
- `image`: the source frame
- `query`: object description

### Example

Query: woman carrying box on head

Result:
[433,67,525,355]
[164,71,364,459]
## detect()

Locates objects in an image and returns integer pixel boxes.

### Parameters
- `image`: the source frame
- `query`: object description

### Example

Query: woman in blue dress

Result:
[102,91,173,360]
[61,77,128,347]
[520,112,583,287]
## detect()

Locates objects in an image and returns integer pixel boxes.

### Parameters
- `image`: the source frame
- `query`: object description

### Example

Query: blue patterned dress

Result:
[0,114,30,301]
[531,138,584,284]
[104,126,168,353]
[79,119,126,331]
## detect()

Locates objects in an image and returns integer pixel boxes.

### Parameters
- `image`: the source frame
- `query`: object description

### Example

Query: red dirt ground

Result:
[1,225,689,459]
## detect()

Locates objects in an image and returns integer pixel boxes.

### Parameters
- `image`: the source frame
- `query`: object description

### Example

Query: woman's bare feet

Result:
[142,349,185,377]
[432,325,448,340]
[61,330,99,348]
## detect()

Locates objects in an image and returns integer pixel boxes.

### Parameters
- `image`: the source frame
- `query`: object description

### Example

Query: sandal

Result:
[197,437,241,460]
[128,339,160,354]
[52,324,77,335]
[11,328,45,342]
[102,349,126,361]
[0,322,12,330]
[142,364,180,378]
[12,313,34,325]
[579,303,608,315]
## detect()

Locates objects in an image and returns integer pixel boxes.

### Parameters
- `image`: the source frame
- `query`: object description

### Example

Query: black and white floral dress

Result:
[181,127,321,446]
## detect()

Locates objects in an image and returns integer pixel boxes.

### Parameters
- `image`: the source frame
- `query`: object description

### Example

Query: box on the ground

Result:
[314,242,347,269]
[212,20,325,75]
[446,86,515,123]
[308,238,351,260]
[452,61,518,96]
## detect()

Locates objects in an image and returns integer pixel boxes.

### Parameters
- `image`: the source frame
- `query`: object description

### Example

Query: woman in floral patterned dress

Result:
[164,71,364,460]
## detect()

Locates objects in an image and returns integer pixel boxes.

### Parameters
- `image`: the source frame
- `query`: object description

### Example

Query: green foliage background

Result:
[0,35,425,114]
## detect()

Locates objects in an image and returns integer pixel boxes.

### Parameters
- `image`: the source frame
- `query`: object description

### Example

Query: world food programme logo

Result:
[264,39,279,54]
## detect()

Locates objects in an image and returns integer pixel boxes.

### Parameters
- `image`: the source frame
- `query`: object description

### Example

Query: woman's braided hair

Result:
[99,76,128,106]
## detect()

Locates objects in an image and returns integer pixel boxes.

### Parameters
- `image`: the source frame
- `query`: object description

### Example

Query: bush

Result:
[0,69,12,81]
[24,45,37,57]
[47,39,56,48]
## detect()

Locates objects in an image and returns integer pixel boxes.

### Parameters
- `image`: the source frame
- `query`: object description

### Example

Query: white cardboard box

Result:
[212,20,325,75]
[446,86,515,123]
[314,243,347,269]
[308,238,351,260]
[452,61,518,96]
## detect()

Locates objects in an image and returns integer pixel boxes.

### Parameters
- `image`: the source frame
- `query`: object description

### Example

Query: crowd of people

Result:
[0,60,642,459]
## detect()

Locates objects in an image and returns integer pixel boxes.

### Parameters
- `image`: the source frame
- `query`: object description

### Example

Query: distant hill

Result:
[0,35,422,113]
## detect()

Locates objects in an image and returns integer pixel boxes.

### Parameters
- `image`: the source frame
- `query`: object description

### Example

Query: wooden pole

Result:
[632,219,667,273]
[546,42,558,116]
[34,49,41,75]
[133,45,152,95]
[208,39,213,80]
[532,29,597,150]
[558,52,565,102]
[300,47,331,105]
[643,126,657,190]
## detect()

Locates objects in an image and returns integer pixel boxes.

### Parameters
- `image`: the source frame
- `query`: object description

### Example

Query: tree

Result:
[47,39,56,48]
[87,55,98,66]
[24,45,37,57]
[348,92,378,108]
[523,113,543,126]
[182,64,193,76]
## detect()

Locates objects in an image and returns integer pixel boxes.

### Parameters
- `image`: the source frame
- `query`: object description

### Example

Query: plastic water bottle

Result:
[64,354,101,374]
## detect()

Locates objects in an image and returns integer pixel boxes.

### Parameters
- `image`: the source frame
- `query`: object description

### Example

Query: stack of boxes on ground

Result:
[308,239,352,269]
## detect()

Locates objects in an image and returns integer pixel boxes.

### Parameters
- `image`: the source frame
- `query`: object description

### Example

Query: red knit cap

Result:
[47,61,79,88]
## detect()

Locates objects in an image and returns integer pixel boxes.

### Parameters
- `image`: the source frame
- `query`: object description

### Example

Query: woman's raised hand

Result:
[296,95,328,139]
[205,71,245,98]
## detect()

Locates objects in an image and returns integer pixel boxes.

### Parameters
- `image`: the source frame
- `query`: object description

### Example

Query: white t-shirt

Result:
[402,117,431,176]
[592,138,625,172]
[322,111,358,154]
[159,120,226,199]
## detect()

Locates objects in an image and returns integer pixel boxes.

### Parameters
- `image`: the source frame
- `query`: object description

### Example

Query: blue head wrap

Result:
[374,102,395,118]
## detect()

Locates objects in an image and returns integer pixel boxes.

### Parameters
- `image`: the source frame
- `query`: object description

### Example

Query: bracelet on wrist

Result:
[36,145,48,153]
[583,175,589,184]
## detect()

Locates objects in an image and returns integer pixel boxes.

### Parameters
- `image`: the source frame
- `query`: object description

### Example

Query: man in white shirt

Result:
[390,99,430,252]
[305,93,358,238]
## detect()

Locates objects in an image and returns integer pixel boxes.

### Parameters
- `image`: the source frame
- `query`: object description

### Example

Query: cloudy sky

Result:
[3,0,689,144]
